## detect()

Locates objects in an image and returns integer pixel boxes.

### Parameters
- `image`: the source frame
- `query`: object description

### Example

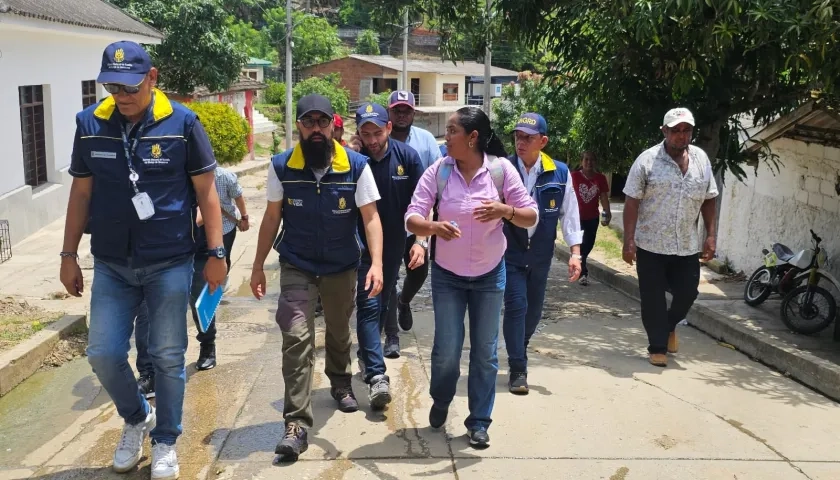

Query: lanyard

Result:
[122,124,144,194]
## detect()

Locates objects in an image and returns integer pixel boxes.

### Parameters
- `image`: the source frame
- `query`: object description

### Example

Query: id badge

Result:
[131,192,155,220]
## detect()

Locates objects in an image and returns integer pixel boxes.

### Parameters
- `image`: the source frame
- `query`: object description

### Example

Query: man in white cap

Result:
[621,108,718,367]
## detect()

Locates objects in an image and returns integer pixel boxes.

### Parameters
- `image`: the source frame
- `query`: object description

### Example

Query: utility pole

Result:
[401,9,409,91]
[482,0,492,117]
[285,0,293,149]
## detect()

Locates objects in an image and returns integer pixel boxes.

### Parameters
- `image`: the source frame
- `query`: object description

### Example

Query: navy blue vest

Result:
[358,139,422,260]
[75,89,200,268]
[503,153,569,267]
[272,142,368,275]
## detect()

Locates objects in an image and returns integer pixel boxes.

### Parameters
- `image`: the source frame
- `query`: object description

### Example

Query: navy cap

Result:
[296,94,334,119]
[388,91,415,108]
[513,113,548,135]
[356,103,389,127]
[97,41,152,86]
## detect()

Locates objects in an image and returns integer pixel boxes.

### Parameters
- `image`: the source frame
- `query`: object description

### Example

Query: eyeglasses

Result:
[103,83,142,95]
[299,116,332,129]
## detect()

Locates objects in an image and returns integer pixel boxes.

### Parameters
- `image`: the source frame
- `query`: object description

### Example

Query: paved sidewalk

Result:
[2,173,840,479]
[557,221,840,401]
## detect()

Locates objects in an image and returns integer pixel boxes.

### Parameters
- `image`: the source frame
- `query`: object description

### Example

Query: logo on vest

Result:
[544,196,559,214]
[333,196,351,215]
[287,198,303,207]
[143,144,169,166]
[114,48,125,63]
[397,165,404,176]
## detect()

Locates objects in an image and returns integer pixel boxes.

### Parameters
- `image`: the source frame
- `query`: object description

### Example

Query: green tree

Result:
[228,18,278,63]
[264,9,345,69]
[293,74,351,115]
[371,0,839,179]
[110,0,247,95]
[491,73,579,164]
[355,29,381,55]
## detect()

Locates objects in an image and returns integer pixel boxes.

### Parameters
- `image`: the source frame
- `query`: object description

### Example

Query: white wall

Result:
[717,137,840,279]
[0,18,158,246]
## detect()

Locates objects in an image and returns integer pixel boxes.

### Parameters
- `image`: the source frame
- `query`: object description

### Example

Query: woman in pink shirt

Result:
[404,107,538,448]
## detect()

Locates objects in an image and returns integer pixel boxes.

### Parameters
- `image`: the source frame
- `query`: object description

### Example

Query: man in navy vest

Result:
[250,94,384,461]
[502,113,583,395]
[60,41,227,479]
[353,102,424,409]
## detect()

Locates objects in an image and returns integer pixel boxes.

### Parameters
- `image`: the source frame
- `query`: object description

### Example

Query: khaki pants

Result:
[275,263,356,428]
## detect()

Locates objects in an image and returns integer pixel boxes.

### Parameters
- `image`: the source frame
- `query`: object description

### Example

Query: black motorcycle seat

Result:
[773,243,795,262]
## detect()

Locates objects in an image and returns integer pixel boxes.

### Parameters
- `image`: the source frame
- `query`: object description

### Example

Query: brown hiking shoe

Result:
[667,331,679,354]
[649,353,668,367]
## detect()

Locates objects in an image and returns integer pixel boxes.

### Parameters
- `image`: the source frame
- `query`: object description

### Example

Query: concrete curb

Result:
[554,242,840,401]
[230,160,270,177]
[0,314,87,397]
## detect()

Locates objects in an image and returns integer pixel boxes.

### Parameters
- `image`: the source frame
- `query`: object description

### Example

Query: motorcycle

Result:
[779,230,840,335]
[743,240,808,306]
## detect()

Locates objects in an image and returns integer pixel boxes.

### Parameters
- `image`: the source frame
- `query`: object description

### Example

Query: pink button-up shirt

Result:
[405,155,538,277]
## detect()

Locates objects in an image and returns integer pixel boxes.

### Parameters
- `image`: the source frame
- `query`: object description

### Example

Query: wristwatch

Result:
[571,254,583,260]
[414,239,429,249]
[208,246,227,259]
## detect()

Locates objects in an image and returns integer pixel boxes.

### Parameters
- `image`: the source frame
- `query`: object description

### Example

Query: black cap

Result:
[296,94,334,120]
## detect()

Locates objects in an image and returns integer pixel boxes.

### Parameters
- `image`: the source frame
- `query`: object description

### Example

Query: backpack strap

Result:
[486,155,506,203]
[435,162,453,204]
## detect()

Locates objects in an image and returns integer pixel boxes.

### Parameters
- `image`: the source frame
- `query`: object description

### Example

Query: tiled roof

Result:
[169,76,268,98]
[346,55,518,77]
[0,0,163,39]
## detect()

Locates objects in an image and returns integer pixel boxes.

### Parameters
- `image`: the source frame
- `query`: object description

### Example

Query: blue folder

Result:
[195,283,223,333]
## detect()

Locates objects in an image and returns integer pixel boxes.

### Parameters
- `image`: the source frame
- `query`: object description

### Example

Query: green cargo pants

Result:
[275,262,356,428]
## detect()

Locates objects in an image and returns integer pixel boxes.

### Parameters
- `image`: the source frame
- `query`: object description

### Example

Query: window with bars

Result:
[19,85,48,188]
[82,80,97,108]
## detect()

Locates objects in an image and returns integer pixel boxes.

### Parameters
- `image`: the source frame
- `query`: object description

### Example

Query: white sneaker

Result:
[113,407,156,473]
[151,442,180,480]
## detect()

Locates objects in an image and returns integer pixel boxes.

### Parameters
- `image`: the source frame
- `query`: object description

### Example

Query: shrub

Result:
[264,80,287,106]
[355,29,380,55]
[186,102,249,165]
[366,90,391,107]
[293,74,350,115]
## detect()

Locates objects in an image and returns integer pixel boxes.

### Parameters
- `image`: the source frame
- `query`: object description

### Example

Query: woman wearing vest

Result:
[502,113,583,396]
[405,107,538,448]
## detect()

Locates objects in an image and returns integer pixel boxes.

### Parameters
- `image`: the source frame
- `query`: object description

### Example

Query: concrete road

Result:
[1,174,840,479]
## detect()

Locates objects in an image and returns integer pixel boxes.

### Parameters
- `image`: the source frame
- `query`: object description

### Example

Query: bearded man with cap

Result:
[622,107,719,368]
[60,41,226,479]
[352,102,424,407]
[250,94,385,460]
[502,113,583,395]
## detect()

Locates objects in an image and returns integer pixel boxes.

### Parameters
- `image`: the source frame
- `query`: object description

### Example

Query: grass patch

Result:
[594,225,624,260]
[0,297,62,352]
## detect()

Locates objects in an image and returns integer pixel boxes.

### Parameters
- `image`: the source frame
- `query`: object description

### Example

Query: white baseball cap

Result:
[663,108,695,127]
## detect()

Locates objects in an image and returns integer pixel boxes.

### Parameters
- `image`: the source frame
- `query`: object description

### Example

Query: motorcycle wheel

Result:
[744,267,773,306]
[780,285,837,335]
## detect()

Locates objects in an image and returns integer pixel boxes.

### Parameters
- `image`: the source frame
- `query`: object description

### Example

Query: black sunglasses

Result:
[299,116,332,129]
[103,83,142,95]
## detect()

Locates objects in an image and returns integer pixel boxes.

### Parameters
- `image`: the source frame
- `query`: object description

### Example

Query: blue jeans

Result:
[356,253,402,382]
[429,260,505,431]
[86,255,193,445]
[134,255,217,377]
[502,262,551,373]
